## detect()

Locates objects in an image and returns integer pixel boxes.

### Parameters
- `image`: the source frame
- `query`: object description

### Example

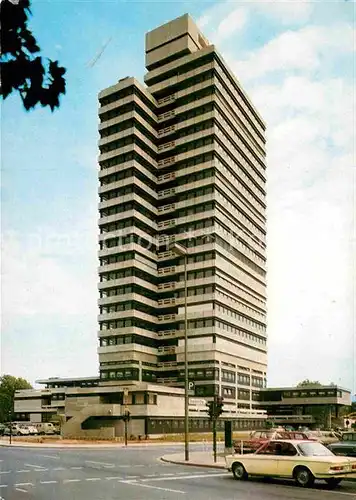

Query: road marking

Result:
[85,460,114,468]
[142,472,230,482]
[34,469,47,472]
[53,467,66,471]
[40,480,58,484]
[133,465,145,468]
[17,470,31,473]
[85,478,101,481]
[63,479,81,483]
[15,488,28,493]
[14,483,33,487]
[105,476,123,480]
[126,475,138,479]
[71,467,83,470]
[144,474,157,477]
[0,485,7,488]
[24,464,45,469]
[120,480,185,494]
[0,472,10,475]
[39,455,60,460]
[161,473,175,476]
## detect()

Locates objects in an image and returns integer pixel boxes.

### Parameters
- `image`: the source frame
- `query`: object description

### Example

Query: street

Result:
[1,444,356,499]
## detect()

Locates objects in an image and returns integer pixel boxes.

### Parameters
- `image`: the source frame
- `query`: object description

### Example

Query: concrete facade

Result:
[98,13,267,412]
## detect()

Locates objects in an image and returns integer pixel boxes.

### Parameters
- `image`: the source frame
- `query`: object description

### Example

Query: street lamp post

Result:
[170,242,189,461]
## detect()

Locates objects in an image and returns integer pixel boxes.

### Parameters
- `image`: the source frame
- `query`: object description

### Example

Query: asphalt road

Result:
[1,444,356,500]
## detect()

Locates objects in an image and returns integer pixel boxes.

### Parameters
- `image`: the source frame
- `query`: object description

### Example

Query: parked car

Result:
[234,430,311,454]
[306,430,340,445]
[35,422,55,435]
[226,439,356,488]
[26,425,39,435]
[0,424,6,436]
[328,432,356,457]
[5,424,30,436]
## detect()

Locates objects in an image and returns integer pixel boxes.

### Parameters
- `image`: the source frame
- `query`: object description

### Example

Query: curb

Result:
[160,456,225,469]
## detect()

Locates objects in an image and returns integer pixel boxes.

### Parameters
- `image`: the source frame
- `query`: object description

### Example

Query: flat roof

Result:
[261,386,350,393]
[36,376,99,384]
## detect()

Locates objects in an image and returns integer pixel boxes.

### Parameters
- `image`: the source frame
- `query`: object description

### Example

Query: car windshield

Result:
[297,442,334,457]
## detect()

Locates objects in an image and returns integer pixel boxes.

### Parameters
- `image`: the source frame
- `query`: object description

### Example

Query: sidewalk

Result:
[161,451,226,469]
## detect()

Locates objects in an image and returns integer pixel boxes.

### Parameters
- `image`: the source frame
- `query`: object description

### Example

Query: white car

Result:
[26,425,39,435]
[226,439,356,488]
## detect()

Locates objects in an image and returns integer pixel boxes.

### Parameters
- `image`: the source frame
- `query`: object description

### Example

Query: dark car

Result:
[328,432,356,457]
[234,430,311,454]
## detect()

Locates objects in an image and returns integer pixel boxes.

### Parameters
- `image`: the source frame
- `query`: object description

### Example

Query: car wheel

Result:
[325,478,342,489]
[232,462,248,481]
[294,467,315,488]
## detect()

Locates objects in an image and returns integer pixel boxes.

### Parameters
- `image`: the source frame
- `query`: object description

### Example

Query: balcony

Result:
[158,189,176,200]
[157,173,175,184]
[157,219,176,229]
[158,156,175,168]
[158,345,176,354]
[158,203,176,214]
[157,329,177,338]
[158,141,175,153]
[157,361,178,368]
[157,297,176,307]
[158,125,176,138]
[157,95,176,106]
[157,281,176,291]
[158,234,175,245]
[157,110,175,122]
[157,250,175,261]
[157,313,176,322]
[158,266,176,276]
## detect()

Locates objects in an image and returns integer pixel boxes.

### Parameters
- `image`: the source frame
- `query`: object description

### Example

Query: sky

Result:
[1,0,355,392]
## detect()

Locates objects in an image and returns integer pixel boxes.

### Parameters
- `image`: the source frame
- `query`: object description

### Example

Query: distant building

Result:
[259,385,351,429]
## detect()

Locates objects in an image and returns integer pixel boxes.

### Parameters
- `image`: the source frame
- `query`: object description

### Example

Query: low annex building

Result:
[14,377,266,439]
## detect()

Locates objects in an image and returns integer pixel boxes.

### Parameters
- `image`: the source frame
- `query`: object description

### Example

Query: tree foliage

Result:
[297,379,323,388]
[0,375,32,422]
[0,0,66,111]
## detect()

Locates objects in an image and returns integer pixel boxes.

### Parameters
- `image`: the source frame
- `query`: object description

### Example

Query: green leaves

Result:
[0,375,33,422]
[0,0,66,111]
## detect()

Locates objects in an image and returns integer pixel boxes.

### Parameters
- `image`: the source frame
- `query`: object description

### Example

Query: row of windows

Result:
[215,110,265,176]
[99,268,155,288]
[100,116,156,144]
[179,368,218,381]
[147,417,264,433]
[100,201,155,222]
[217,290,265,321]
[177,186,214,204]
[215,231,265,277]
[216,304,265,331]
[218,274,265,307]
[99,251,135,266]
[283,390,342,398]
[99,359,138,367]
[100,167,156,192]
[176,118,213,139]
[100,135,156,162]
[99,300,154,316]
[100,184,155,207]
[175,167,214,187]
[99,318,156,332]
[176,285,214,298]
[215,158,265,217]
[99,234,156,253]
[100,217,155,237]
[100,368,139,380]
[175,134,213,156]
[215,320,266,345]
[101,101,157,129]
[176,103,214,125]
[176,217,214,234]
[99,334,159,348]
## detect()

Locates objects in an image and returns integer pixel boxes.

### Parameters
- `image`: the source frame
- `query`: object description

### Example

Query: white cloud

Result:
[252,0,313,24]
[214,7,248,43]
[232,24,355,81]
